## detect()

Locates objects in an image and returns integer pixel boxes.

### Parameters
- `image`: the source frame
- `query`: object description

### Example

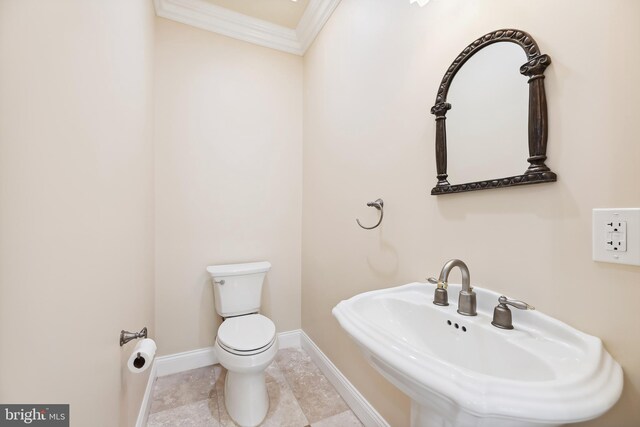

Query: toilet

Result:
[206,261,278,427]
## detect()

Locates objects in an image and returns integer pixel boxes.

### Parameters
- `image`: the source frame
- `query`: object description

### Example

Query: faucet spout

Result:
[438,259,471,292]
[438,259,476,316]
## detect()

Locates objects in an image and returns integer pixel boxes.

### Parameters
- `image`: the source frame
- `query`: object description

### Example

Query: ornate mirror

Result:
[430,29,557,195]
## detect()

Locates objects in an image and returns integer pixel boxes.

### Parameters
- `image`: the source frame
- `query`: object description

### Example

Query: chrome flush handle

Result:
[214,279,225,285]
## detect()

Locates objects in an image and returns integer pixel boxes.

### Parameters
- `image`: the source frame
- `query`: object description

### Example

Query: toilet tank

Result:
[206,261,271,317]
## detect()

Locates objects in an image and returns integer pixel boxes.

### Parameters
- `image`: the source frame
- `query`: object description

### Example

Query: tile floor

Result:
[147,347,363,427]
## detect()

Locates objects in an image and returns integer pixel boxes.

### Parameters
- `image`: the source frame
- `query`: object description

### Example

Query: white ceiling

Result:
[203,0,311,29]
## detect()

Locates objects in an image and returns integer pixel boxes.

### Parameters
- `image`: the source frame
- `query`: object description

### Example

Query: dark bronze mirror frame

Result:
[430,29,557,195]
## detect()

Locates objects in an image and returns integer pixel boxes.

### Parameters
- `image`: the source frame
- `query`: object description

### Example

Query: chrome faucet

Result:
[428,259,477,316]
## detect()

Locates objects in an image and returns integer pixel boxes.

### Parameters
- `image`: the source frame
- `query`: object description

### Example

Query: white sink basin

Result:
[333,282,623,427]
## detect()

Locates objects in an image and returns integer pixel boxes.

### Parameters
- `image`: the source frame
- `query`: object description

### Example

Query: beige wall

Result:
[0,1,155,426]
[2,1,638,425]
[302,1,640,426]
[154,19,303,356]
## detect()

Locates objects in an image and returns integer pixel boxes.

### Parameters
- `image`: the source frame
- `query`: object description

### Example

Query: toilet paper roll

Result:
[127,338,156,373]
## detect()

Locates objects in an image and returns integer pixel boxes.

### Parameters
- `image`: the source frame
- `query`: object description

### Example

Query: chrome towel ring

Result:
[356,198,384,230]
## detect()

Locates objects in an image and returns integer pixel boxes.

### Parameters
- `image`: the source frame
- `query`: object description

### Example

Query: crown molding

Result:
[154,0,341,56]
[296,0,341,53]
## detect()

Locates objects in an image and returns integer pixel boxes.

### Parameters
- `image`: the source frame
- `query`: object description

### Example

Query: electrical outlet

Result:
[593,208,640,266]
[605,220,627,252]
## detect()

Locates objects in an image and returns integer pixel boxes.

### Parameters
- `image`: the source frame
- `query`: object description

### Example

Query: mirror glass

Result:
[445,43,529,184]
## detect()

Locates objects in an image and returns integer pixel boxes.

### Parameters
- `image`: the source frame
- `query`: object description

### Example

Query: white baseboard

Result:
[300,331,390,427]
[155,346,218,377]
[136,329,387,427]
[153,329,303,378]
[277,328,302,349]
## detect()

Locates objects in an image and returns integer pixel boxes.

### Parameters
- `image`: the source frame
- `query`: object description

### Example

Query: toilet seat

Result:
[217,314,276,356]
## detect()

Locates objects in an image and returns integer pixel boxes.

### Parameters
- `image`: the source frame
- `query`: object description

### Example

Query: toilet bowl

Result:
[207,261,276,427]
[215,314,278,426]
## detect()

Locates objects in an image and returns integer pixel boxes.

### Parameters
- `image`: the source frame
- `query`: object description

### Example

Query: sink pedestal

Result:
[410,401,561,427]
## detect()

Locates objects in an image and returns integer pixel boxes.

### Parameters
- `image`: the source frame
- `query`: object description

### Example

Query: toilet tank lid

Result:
[206,261,271,277]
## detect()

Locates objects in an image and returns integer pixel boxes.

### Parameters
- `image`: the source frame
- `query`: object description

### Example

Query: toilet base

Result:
[224,370,269,427]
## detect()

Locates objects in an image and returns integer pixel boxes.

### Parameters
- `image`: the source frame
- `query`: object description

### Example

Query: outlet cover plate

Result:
[593,208,640,266]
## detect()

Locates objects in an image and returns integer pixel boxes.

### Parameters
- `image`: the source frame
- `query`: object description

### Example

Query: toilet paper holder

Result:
[120,326,148,347]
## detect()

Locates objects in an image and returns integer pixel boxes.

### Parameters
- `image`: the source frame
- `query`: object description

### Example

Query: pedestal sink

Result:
[332,282,622,427]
